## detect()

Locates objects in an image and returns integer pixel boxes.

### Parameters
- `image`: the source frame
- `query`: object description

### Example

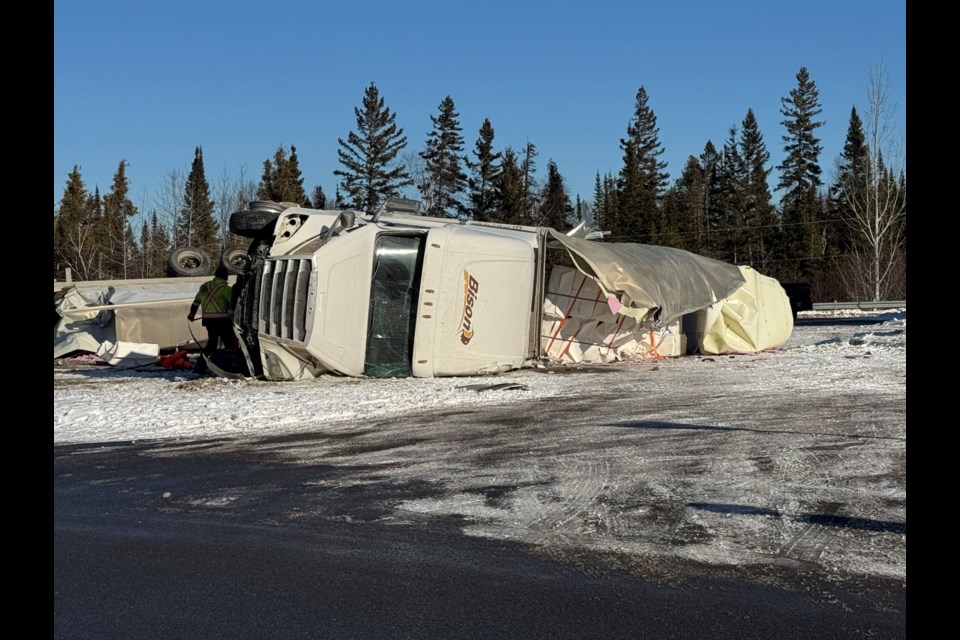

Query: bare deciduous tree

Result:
[400,149,429,214]
[214,167,235,249]
[836,61,906,301]
[155,169,186,241]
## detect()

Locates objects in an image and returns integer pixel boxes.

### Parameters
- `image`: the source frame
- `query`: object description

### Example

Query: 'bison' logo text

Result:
[459,271,479,345]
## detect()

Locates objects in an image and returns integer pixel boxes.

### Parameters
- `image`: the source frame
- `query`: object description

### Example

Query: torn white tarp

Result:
[95,340,160,368]
[546,230,746,326]
[541,266,687,364]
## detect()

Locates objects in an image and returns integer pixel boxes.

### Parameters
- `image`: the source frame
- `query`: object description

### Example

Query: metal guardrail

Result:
[812,301,906,311]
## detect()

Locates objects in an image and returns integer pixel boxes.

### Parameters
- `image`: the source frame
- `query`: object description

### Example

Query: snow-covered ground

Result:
[54,310,906,581]
[53,310,906,444]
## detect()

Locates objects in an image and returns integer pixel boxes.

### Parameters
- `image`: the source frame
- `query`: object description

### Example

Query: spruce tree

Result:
[147,211,171,278]
[494,147,526,225]
[776,66,825,278]
[89,189,104,279]
[99,160,138,279]
[521,142,540,221]
[466,118,502,221]
[699,141,721,255]
[656,189,684,249]
[136,219,149,278]
[308,184,328,209]
[574,194,585,225]
[617,137,645,241]
[334,82,414,212]
[829,107,868,254]
[617,86,668,242]
[592,172,606,230]
[537,161,573,230]
[672,155,709,254]
[739,109,776,268]
[603,172,620,234]
[177,146,218,260]
[54,165,96,281]
[420,96,468,217]
[258,144,307,205]
[712,126,747,262]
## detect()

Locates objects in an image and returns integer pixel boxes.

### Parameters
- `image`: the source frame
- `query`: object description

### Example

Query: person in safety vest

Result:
[187,264,239,355]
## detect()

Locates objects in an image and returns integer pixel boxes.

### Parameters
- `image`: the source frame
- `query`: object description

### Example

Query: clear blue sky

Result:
[54,0,906,220]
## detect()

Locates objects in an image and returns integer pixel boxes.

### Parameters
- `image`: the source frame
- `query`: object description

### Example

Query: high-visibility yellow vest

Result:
[193,277,232,319]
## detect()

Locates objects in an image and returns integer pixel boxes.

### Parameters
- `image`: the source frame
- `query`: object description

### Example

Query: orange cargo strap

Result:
[648,328,664,359]
[606,314,626,347]
[545,276,587,354]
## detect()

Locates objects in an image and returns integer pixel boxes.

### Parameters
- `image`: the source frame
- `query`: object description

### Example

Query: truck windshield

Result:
[364,234,425,377]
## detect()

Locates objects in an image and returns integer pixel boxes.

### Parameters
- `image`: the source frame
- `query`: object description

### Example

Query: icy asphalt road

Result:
[54,312,906,585]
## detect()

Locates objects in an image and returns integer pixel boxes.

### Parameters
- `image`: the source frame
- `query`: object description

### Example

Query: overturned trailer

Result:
[53,277,231,367]
[225,199,793,381]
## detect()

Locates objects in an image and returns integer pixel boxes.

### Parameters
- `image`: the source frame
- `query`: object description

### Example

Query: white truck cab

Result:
[231,201,547,380]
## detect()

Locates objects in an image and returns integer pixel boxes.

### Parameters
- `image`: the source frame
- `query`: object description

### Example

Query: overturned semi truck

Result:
[225,199,793,381]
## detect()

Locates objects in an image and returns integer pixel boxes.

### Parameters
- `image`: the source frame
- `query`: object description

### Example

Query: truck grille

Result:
[258,258,314,343]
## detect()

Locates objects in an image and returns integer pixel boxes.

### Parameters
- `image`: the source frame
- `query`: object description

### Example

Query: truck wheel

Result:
[167,247,213,277]
[248,201,287,214]
[221,244,250,275]
[229,209,281,237]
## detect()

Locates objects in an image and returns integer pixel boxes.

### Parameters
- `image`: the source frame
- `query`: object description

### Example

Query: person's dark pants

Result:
[201,318,238,355]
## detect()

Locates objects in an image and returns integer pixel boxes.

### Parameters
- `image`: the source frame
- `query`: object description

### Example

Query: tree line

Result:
[54,64,905,301]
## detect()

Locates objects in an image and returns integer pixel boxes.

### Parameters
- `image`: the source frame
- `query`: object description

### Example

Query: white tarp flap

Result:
[546,231,746,326]
[58,279,209,308]
[95,340,160,368]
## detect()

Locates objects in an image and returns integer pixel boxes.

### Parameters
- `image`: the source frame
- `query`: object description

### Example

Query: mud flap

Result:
[204,356,247,380]
[236,328,258,379]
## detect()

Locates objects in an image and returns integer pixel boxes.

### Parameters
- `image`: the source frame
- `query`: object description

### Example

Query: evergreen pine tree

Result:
[54,165,96,281]
[592,172,606,230]
[148,211,171,278]
[713,126,747,262]
[177,146,219,260]
[656,189,684,249]
[537,161,573,229]
[617,86,668,243]
[89,189,105,279]
[776,66,825,278]
[137,219,150,278]
[829,106,868,254]
[466,118,502,221]
[617,137,645,241]
[334,82,414,212]
[420,96,468,217]
[521,142,540,222]
[603,173,620,235]
[258,144,307,205]
[308,184,328,209]
[99,160,138,279]
[672,155,709,254]
[574,194,584,225]
[739,109,776,268]
[699,141,721,256]
[494,147,526,225]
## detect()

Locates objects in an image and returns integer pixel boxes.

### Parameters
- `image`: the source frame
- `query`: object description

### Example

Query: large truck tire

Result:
[229,209,281,238]
[167,246,213,277]
[220,244,250,276]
